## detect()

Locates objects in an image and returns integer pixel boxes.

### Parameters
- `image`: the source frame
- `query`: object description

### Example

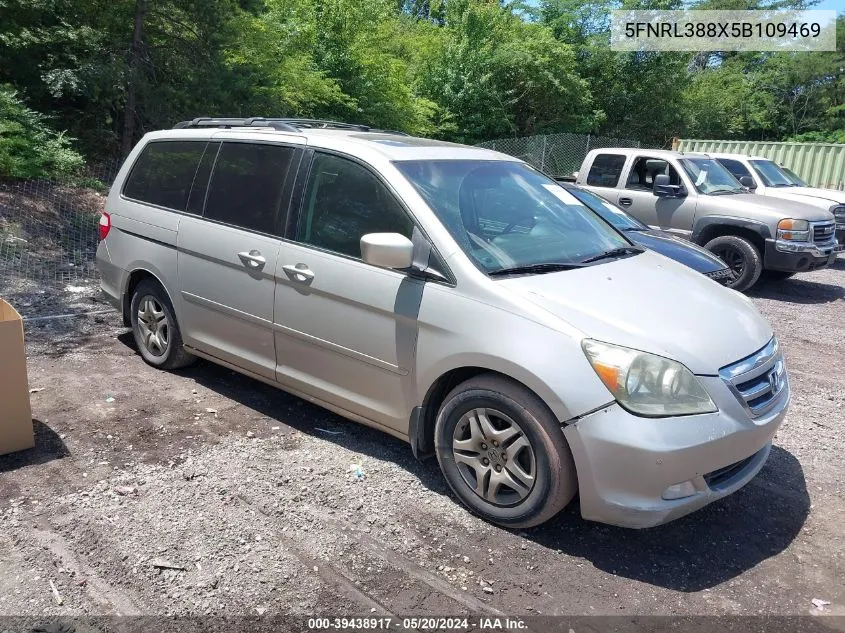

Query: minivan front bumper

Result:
[563,373,789,529]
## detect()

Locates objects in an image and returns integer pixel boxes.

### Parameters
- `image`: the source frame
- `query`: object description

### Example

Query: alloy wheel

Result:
[451,408,536,506]
[136,295,171,357]
[714,245,746,277]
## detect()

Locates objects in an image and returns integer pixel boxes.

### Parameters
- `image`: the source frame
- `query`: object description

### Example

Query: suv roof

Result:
[146,117,513,163]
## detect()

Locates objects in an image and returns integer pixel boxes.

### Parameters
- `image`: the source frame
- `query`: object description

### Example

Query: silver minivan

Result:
[97,118,790,529]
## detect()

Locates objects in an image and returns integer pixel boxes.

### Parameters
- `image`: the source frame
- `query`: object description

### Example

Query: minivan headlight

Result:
[582,340,717,417]
[776,218,810,242]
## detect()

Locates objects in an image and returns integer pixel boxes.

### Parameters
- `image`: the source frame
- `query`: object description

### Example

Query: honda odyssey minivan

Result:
[97,118,790,529]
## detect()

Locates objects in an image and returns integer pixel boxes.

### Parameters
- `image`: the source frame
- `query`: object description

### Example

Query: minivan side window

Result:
[718,158,752,181]
[296,152,413,259]
[123,141,207,211]
[203,142,297,235]
[586,154,626,187]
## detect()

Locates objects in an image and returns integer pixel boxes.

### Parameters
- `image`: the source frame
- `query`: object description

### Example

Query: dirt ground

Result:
[1,261,844,630]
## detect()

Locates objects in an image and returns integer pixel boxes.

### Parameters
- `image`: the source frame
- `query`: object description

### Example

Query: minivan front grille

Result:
[719,338,787,418]
[812,221,835,243]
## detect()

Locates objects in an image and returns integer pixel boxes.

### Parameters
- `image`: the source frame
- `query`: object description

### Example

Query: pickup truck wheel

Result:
[434,374,578,529]
[704,235,762,292]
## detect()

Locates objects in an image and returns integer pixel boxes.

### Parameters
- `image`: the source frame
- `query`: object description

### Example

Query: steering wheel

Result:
[500,214,537,236]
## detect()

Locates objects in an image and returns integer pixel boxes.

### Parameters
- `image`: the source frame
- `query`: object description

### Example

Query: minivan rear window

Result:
[123,141,208,211]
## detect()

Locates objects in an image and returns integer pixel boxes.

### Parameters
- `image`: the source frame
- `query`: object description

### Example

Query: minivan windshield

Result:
[750,159,795,187]
[679,158,745,195]
[395,160,636,275]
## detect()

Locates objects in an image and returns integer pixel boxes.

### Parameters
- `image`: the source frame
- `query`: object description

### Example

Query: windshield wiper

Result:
[488,262,587,276]
[579,246,644,264]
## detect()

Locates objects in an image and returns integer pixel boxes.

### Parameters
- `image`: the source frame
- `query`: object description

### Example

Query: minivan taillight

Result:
[99,212,111,240]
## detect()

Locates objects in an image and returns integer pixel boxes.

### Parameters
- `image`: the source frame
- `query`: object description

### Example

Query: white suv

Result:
[97,118,790,529]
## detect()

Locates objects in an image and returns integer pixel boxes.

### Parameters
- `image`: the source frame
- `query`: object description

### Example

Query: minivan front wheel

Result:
[704,235,762,292]
[129,279,195,370]
[434,374,577,528]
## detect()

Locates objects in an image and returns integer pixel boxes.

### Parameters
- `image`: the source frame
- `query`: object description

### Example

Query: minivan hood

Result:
[702,192,835,223]
[764,186,845,208]
[498,251,772,375]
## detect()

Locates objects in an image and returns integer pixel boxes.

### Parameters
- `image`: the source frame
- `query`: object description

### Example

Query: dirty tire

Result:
[129,279,196,370]
[704,235,762,292]
[434,374,577,529]
[762,270,796,281]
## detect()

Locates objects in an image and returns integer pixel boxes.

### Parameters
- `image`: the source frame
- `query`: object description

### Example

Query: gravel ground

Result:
[1,262,844,628]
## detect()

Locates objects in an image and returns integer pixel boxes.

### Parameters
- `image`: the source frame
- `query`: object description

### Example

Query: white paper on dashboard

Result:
[542,184,581,205]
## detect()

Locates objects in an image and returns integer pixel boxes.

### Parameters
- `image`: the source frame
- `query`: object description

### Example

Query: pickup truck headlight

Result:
[776,218,810,242]
[582,340,717,417]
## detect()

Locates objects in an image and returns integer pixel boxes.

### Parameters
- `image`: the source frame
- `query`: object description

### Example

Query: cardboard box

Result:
[0,298,34,455]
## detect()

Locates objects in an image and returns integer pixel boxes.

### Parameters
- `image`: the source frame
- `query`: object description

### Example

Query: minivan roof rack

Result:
[279,118,370,131]
[173,117,300,132]
[174,117,404,133]
[173,117,411,136]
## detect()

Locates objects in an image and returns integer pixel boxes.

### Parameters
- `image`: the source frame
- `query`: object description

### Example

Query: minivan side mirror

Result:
[739,175,757,190]
[653,174,685,198]
[360,233,414,269]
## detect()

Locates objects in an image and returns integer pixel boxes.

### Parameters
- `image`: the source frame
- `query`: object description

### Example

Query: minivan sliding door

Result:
[177,140,302,379]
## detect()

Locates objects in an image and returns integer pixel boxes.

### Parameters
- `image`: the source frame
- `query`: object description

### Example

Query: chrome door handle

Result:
[238,250,266,269]
[619,197,633,207]
[282,263,315,282]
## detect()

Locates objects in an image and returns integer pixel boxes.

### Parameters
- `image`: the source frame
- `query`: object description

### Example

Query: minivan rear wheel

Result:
[434,374,577,528]
[704,235,762,292]
[129,279,196,370]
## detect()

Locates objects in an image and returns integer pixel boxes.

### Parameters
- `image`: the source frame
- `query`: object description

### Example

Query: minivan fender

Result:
[120,264,181,325]
[410,354,600,460]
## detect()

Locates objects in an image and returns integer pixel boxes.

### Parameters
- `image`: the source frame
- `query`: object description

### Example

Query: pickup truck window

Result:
[625,157,682,191]
[586,154,626,187]
[717,158,752,182]
[750,160,794,188]
[679,158,744,195]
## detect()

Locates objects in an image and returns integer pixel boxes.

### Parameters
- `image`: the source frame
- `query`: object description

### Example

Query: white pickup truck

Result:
[710,153,845,250]
[575,148,838,291]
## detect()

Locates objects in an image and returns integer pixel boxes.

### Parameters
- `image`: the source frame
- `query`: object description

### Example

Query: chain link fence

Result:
[0,160,120,294]
[477,132,643,178]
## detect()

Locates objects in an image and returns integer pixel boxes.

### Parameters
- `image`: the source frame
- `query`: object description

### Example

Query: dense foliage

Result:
[0,85,83,178]
[0,0,842,171]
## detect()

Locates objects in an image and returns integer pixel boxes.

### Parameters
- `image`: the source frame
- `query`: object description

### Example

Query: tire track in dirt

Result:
[29,516,145,615]
[301,505,506,617]
[236,494,396,617]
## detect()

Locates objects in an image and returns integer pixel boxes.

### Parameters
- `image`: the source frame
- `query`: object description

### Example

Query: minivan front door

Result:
[272,152,422,431]
[177,140,301,379]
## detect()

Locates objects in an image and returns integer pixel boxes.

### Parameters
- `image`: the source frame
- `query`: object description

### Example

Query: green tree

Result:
[0,85,83,178]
